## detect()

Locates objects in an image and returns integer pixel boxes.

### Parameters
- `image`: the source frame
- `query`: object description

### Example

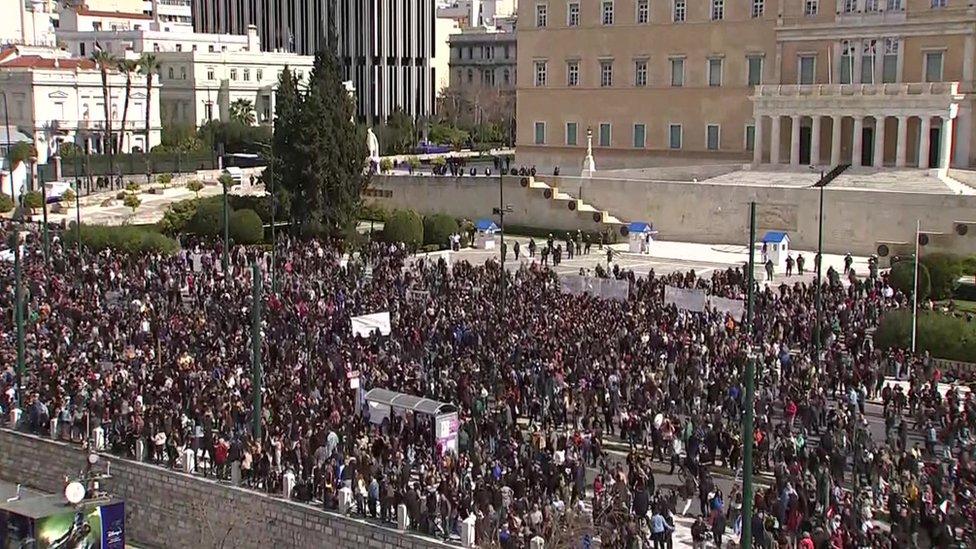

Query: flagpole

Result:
[911,219,920,353]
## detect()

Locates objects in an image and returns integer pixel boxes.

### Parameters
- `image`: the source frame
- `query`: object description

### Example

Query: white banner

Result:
[350,311,392,337]
[709,296,746,319]
[664,286,707,312]
[558,275,629,301]
[559,275,585,295]
[600,278,630,301]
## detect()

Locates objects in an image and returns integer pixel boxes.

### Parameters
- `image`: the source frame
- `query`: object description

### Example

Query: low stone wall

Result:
[0,429,447,549]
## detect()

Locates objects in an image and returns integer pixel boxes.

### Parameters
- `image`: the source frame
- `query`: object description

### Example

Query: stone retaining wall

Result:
[0,429,448,549]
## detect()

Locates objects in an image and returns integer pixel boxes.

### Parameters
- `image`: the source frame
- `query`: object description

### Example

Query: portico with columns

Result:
[751,83,965,170]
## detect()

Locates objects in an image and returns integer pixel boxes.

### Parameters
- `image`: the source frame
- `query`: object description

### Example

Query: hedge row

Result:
[63,224,179,255]
[875,309,976,362]
[890,253,976,301]
[158,195,265,244]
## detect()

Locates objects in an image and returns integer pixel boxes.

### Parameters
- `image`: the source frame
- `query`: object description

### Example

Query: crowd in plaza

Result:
[1,219,975,548]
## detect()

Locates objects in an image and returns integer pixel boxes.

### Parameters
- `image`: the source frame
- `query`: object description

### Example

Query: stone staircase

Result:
[517,175,627,232]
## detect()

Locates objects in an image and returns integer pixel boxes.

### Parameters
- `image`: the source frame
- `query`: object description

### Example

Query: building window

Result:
[208,45,215,52]
[534,61,548,86]
[600,61,613,87]
[804,0,818,14]
[633,124,646,148]
[256,69,263,81]
[637,0,649,23]
[745,124,756,151]
[295,70,302,80]
[708,58,722,87]
[568,2,580,26]
[673,0,686,22]
[207,67,215,80]
[534,122,546,144]
[669,124,682,149]
[230,68,238,81]
[747,56,763,86]
[485,46,493,59]
[843,0,856,12]
[567,61,580,86]
[467,69,474,83]
[887,0,902,8]
[925,51,944,82]
[635,60,648,87]
[711,0,724,20]
[566,122,578,145]
[840,41,854,84]
[166,66,174,79]
[602,1,614,24]
[670,58,684,87]
[503,69,511,85]
[80,43,86,56]
[599,123,611,146]
[864,0,879,11]
[931,0,946,7]
[861,40,876,84]
[706,124,720,150]
[752,0,764,17]
[799,55,816,85]
[536,4,548,26]
[883,38,898,83]
[204,101,213,121]
[504,45,510,59]
[176,44,183,52]
[180,67,186,80]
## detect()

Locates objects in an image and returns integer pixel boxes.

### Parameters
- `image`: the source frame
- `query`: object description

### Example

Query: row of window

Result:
[165,65,302,84]
[535,55,764,87]
[453,44,514,61]
[532,47,943,88]
[535,0,945,28]
[532,120,755,151]
[459,67,513,87]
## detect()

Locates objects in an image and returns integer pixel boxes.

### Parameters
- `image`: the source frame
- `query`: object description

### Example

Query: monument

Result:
[581,127,596,178]
[366,128,381,173]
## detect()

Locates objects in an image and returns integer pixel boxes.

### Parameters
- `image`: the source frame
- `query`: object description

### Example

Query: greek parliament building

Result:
[516,0,976,173]
[191,0,437,123]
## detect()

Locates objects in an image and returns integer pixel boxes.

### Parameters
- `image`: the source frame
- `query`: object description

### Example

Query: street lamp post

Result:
[35,155,49,265]
[251,261,263,440]
[816,169,824,367]
[492,176,513,317]
[222,175,229,273]
[741,201,758,549]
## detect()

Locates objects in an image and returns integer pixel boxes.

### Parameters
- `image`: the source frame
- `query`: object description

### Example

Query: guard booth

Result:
[473,219,500,250]
[760,231,791,271]
[627,221,658,254]
[364,388,460,455]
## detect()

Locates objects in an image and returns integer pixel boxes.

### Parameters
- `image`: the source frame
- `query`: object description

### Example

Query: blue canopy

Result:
[475,219,499,232]
[628,221,654,233]
[760,231,789,243]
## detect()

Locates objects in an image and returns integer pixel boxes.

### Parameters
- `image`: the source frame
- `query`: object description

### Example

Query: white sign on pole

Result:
[350,311,392,337]
[664,286,707,312]
[709,296,746,318]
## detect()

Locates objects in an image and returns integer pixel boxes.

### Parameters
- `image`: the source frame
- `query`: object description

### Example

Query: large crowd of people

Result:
[1,219,975,548]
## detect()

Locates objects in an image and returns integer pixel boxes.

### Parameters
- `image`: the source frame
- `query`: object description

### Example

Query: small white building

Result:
[760,231,791,272]
[0,45,162,161]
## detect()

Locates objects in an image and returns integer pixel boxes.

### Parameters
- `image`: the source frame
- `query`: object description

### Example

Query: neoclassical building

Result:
[516,0,976,173]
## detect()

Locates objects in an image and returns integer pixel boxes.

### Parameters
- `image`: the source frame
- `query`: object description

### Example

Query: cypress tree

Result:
[271,67,302,230]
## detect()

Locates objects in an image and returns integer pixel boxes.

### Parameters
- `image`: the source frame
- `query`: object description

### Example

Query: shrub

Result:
[115,191,126,200]
[407,156,421,170]
[158,198,198,234]
[0,193,13,213]
[431,157,447,168]
[875,309,976,362]
[23,191,43,210]
[228,195,273,223]
[228,208,264,245]
[359,203,389,222]
[62,224,178,255]
[379,158,393,173]
[381,209,423,247]
[920,253,965,300]
[157,173,174,188]
[125,181,141,193]
[188,198,232,237]
[123,193,141,213]
[61,188,76,203]
[889,259,930,301]
[186,179,204,197]
[423,213,459,247]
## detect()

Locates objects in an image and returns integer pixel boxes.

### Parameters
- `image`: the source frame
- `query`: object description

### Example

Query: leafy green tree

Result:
[123,193,141,214]
[920,253,965,300]
[423,213,459,247]
[158,198,198,234]
[157,173,173,187]
[382,209,423,247]
[890,259,931,301]
[270,66,302,229]
[429,123,468,149]
[229,209,264,244]
[0,193,13,213]
[186,179,204,197]
[138,53,160,152]
[384,108,415,154]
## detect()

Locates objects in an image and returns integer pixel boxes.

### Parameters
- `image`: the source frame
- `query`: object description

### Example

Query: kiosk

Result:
[760,231,791,271]
[364,388,460,455]
[473,219,500,250]
[627,222,658,254]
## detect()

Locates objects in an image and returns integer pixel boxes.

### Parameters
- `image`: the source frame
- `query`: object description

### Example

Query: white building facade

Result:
[0,45,162,161]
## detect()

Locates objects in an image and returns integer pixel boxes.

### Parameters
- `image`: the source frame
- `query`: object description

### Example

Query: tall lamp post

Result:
[34,154,49,265]
[812,167,825,367]
[251,261,263,440]
[740,201,758,549]
[492,178,513,317]
[4,92,26,414]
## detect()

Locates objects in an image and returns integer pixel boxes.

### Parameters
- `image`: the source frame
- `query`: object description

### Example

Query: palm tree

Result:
[229,99,256,126]
[138,53,160,153]
[116,58,139,154]
[90,50,117,155]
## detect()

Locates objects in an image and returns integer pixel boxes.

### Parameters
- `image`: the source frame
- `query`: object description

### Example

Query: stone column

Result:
[896,115,909,167]
[918,116,931,168]
[830,115,843,165]
[852,116,864,167]
[852,39,863,84]
[953,106,970,168]
[790,115,802,166]
[940,116,954,170]
[770,115,781,164]
[811,115,822,165]
[753,115,764,164]
[873,116,886,168]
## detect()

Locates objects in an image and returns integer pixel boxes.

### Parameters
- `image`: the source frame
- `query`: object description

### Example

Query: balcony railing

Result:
[755,82,959,97]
